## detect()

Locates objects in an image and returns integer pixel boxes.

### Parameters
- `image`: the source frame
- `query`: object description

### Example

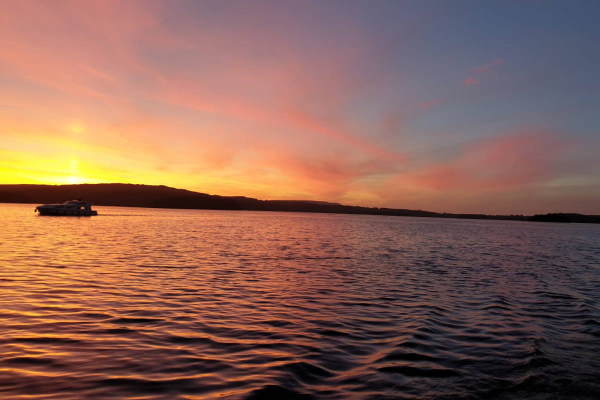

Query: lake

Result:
[0,203,599,399]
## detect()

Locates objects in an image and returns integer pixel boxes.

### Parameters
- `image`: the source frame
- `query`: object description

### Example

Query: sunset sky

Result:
[1,0,599,214]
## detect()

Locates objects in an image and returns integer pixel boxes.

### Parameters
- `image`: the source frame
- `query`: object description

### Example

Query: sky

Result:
[1,0,599,214]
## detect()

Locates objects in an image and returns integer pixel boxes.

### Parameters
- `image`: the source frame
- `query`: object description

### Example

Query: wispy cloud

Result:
[463,58,504,86]
[398,130,567,191]
[373,130,582,213]
[0,2,597,213]
[472,58,504,74]
[463,77,479,86]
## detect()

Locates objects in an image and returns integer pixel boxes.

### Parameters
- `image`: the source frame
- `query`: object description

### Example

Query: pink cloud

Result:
[6,2,592,214]
[368,130,583,213]
[463,58,504,86]
[463,77,479,86]
[0,0,406,195]
[418,98,447,111]
[249,145,396,200]
[392,130,568,192]
[1,0,404,164]
[472,58,504,74]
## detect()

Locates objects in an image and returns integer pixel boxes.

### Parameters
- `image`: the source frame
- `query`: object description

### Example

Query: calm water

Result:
[1,203,599,400]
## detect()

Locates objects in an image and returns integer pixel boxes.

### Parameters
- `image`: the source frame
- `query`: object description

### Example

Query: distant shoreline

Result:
[1,183,599,224]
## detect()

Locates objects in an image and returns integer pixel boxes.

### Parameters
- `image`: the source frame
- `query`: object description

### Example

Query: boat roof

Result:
[38,200,93,207]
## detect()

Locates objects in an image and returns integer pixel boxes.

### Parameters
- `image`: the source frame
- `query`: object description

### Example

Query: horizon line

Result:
[1,181,598,218]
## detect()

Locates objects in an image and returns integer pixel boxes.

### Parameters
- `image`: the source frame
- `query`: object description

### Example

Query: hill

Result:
[0,183,598,223]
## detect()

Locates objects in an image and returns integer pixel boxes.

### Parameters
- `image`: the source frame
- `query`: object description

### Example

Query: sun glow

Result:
[0,1,598,214]
[63,159,83,184]
[66,176,85,184]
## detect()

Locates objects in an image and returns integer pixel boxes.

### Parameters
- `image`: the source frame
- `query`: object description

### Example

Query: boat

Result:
[35,200,98,216]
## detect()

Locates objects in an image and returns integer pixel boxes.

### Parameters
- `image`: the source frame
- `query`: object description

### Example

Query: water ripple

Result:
[0,204,599,399]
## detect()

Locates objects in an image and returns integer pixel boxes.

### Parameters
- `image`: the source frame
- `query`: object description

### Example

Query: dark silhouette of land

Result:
[0,183,598,223]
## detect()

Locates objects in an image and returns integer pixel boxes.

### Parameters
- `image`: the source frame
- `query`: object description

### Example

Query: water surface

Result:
[1,203,599,399]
